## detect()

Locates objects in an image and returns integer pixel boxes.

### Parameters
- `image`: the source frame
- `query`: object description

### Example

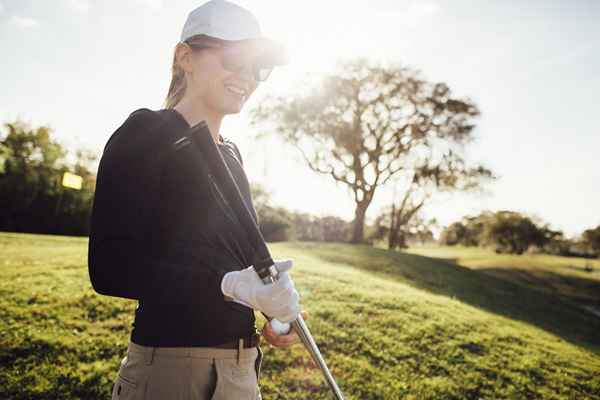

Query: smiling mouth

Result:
[225,84,248,99]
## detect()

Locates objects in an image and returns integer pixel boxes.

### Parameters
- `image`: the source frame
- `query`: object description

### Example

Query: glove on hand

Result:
[221,259,301,323]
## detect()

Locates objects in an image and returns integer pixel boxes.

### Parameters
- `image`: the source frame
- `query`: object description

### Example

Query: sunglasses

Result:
[186,42,274,82]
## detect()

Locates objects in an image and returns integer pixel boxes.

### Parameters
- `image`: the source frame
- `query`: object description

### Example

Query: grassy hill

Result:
[1,231,599,399]
[405,244,600,309]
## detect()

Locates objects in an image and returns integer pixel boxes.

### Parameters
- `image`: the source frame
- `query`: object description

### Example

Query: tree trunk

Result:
[387,203,397,250]
[388,229,398,249]
[351,202,368,243]
[397,232,407,249]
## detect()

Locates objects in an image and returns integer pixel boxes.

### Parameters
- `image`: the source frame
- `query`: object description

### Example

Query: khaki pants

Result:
[111,340,263,400]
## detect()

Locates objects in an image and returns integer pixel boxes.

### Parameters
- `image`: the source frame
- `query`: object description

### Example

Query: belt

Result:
[212,330,261,349]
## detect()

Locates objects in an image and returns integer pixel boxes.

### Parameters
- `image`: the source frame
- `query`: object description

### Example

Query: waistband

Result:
[127,340,258,361]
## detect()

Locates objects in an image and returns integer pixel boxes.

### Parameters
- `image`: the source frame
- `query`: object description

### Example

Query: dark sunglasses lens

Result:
[222,49,245,72]
[220,47,273,81]
[256,65,273,81]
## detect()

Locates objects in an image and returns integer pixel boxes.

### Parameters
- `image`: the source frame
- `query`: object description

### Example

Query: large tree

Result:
[251,57,491,243]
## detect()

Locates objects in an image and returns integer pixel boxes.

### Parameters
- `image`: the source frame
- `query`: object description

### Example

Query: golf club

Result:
[187,120,346,400]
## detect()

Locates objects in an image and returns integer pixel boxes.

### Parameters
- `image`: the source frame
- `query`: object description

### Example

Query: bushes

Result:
[257,205,293,242]
[438,211,586,256]
[256,205,353,243]
[251,183,352,243]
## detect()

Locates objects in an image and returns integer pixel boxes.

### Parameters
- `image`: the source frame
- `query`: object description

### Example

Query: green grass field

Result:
[1,232,599,399]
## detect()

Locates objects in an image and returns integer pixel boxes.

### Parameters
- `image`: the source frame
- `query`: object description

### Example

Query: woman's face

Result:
[183,42,259,116]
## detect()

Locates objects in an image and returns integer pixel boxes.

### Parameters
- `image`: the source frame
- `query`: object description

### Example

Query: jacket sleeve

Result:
[87,108,227,304]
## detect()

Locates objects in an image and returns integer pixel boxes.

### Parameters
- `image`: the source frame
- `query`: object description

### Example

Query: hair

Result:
[162,34,229,109]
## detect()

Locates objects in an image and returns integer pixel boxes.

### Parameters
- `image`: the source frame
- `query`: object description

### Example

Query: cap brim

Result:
[236,37,290,66]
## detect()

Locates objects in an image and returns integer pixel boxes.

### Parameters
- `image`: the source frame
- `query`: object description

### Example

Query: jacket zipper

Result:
[172,135,240,226]
[207,172,240,226]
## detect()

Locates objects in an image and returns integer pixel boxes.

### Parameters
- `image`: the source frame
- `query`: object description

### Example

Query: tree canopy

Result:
[251,57,492,243]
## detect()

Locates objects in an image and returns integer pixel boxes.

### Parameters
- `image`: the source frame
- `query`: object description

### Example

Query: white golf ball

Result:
[270,318,291,335]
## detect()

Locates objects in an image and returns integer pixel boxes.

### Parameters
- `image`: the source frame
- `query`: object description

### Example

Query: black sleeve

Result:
[87,108,227,304]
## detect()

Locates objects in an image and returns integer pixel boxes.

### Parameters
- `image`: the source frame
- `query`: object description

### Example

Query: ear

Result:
[175,42,194,74]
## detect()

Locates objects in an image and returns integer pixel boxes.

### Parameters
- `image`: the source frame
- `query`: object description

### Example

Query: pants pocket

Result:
[111,351,145,400]
[211,351,259,400]
[254,346,263,382]
[111,372,138,400]
[254,346,264,400]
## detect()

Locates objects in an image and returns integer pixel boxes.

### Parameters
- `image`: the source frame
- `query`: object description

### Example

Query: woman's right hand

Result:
[220,259,301,323]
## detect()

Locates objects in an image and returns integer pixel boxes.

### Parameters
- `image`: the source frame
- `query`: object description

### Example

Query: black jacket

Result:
[87,107,259,346]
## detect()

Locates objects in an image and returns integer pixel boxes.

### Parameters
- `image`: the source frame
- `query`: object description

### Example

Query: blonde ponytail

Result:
[163,45,187,109]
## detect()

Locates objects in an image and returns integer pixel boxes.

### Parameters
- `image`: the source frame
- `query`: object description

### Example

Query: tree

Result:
[249,182,352,242]
[319,215,352,243]
[440,212,498,247]
[386,178,427,249]
[1,120,66,231]
[0,118,96,235]
[249,181,270,213]
[582,225,600,257]
[537,228,572,256]
[251,57,491,243]
[371,203,436,249]
[439,211,574,255]
[249,182,292,241]
[439,221,469,246]
[383,161,492,250]
[481,211,546,254]
[290,211,318,241]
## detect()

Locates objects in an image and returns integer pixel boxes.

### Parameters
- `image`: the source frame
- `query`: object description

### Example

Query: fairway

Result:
[1,231,599,399]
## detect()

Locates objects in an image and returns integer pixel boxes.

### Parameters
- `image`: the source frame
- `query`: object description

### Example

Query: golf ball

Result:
[270,318,291,335]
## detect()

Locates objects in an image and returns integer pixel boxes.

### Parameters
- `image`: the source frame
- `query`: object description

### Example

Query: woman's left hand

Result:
[261,310,308,348]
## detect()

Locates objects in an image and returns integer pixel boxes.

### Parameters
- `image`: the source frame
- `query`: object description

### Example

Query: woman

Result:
[88,1,306,399]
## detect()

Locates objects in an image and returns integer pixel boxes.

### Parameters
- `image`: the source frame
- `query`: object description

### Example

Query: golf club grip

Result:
[187,121,274,279]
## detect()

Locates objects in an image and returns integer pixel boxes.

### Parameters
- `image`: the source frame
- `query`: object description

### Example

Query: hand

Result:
[261,310,309,348]
[221,259,301,323]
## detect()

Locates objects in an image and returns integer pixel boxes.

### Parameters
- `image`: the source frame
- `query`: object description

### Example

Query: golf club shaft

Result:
[187,121,345,400]
[262,272,345,400]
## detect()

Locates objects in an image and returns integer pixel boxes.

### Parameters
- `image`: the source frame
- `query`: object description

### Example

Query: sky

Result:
[1,0,599,238]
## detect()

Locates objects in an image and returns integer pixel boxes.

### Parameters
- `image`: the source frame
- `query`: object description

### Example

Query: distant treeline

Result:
[250,184,355,243]
[0,120,97,236]
[2,119,598,258]
[0,118,355,242]
[439,211,600,258]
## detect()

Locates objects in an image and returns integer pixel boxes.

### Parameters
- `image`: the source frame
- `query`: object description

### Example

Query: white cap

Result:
[180,0,289,65]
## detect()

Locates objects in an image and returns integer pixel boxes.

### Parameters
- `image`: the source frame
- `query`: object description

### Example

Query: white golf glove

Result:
[220,259,301,323]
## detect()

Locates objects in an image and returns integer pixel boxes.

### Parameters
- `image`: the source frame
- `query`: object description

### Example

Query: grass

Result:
[1,231,599,399]
[404,244,600,309]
